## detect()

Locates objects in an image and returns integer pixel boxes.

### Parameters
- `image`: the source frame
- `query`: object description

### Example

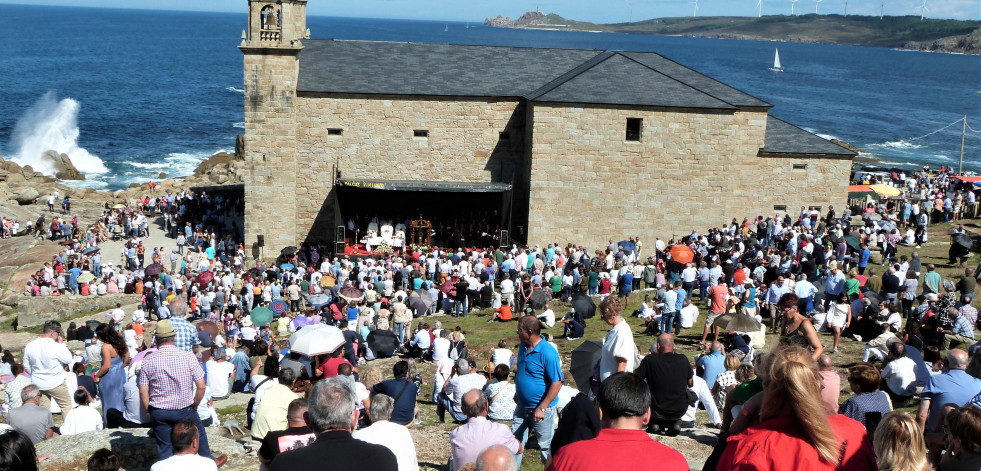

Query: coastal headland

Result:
[484,12,981,54]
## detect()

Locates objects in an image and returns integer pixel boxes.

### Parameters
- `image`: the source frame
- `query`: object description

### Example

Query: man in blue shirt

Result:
[671,283,686,334]
[513,315,562,467]
[858,244,871,275]
[67,265,82,295]
[619,270,634,300]
[916,349,981,432]
[697,262,711,301]
[696,342,726,389]
[661,287,678,335]
[824,262,846,311]
[765,275,789,332]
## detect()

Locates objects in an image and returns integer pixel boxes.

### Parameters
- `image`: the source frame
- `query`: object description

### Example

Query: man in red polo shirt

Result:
[546,372,688,471]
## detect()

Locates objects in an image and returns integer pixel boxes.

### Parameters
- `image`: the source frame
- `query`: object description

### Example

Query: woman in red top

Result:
[717,346,878,471]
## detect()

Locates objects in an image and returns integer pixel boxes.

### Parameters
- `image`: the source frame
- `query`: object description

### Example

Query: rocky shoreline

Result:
[0,146,245,209]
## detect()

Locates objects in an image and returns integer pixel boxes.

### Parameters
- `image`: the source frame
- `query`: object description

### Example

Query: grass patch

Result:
[216,404,245,416]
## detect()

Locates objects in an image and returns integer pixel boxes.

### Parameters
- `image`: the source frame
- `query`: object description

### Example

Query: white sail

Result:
[769,48,784,72]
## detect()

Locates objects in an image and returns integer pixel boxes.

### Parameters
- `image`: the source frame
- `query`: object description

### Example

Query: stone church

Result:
[240,0,854,254]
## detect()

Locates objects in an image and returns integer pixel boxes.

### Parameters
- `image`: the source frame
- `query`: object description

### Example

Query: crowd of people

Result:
[0,167,980,471]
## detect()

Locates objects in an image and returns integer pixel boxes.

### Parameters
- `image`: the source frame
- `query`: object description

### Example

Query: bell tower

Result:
[240,0,309,259]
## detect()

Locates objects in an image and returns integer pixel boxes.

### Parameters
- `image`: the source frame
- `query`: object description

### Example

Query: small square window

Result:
[773,205,787,211]
[793,164,807,170]
[327,128,343,136]
[626,118,642,141]
[413,130,429,138]
[499,132,510,140]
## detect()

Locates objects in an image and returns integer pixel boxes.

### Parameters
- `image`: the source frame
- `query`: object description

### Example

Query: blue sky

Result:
[2,0,977,21]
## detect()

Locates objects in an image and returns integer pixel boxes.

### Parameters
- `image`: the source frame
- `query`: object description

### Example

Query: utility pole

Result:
[959,115,967,174]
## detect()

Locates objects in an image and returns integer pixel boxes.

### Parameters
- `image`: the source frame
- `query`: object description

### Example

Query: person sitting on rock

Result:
[149,419,219,471]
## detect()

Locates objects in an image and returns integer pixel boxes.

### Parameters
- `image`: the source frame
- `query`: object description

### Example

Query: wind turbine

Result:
[814,0,823,14]
[790,0,799,15]
[880,0,884,19]
[691,0,699,17]
[843,0,848,15]
[625,0,634,22]
[756,0,763,17]
[920,0,928,20]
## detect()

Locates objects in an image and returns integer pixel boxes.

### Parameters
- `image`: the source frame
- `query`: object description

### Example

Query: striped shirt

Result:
[138,345,204,410]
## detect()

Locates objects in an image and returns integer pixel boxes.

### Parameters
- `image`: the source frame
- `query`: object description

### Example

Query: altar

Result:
[361,222,405,252]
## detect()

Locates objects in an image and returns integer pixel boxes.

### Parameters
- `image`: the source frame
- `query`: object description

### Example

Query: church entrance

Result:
[334,179,513,253]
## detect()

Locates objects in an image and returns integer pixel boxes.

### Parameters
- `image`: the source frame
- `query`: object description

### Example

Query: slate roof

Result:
[297,40,769,110]
[760,116,856,157]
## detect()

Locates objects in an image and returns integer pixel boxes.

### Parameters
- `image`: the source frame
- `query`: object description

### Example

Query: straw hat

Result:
[154,319,177,339]
[241,317,254,327]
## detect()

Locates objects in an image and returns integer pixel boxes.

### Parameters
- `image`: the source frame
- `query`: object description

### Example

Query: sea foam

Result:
[871,140,925,150]
[9,92,108,175]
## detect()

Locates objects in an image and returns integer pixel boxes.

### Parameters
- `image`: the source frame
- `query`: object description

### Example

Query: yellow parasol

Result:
[869,184,901,197]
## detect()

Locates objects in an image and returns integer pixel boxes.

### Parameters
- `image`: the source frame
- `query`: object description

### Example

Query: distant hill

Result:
[483,13,981,53]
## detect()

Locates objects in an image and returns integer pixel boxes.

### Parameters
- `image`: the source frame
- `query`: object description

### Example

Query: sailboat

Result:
[444,24,448,32]
[769,49,784,72]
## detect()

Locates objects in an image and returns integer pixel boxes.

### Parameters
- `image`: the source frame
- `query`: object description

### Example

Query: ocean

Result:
[1,4,979,190]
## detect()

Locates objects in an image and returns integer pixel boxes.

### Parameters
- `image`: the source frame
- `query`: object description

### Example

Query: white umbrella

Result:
[287,324,344,357]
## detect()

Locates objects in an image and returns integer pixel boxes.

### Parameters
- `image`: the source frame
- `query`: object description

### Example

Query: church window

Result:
[413,130,429,138]
[328,128,343,136]
[793,164,808,170]
[626,118,642,141]
[773,205,787,211]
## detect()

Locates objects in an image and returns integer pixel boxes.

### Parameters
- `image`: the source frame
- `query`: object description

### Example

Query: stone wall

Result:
[753,154,852,216]
[526,104,850,250]
[242,49,301,257]
[291,94,526,243]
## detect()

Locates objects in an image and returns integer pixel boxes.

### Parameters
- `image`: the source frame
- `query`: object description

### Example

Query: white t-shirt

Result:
[881,356,917,396]
[491,348,513,367]
[354,381,369,410]
[599,319,636,381]
[537,309,555,328]
[683,374,721,425]
[206,360,235,398]
[353,420,420,471]
[150,454,218,471]
[240,326,257,341]
[679,304,700,329]
[249,374,277,419]
[432,337,451,362]
[62,404,103,435]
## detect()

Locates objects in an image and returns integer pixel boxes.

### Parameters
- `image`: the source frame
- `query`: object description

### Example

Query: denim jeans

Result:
[394,322,405,343]
[588,286,597,295]
[454,299,467,317]
[435,392,467,422]
[660,312,676,335]
[149,406,211,461]
[512,406,556,467]
[699,281,709,300]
